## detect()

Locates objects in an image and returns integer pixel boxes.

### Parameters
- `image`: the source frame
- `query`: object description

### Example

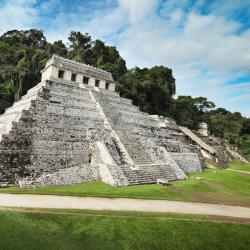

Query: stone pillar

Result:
[109,83,116,92]
[76,73,83,84]
[99,80,106,89]
[88,77,95,87]
[64,70,72,81]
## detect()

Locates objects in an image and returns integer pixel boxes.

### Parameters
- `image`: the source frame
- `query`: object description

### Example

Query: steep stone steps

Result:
[0,82,49,144]
[158,140,193,153]
[0,124,12,141]
[112,109,148,119]
[120,164,178,185]
[100,94,132,104]
[116,118,159,128]
[35,96,96,111]
[99,88,120,97]
[90,89,201,175]
[14,92,38,106]
[42,88,92,102]
[40,90,92,104]
[124,129,185,141]
[121,143,153,165]
[105,102,140,112]
[46,79,91,95]
[0,112,24,142]
[31,102,99,118]
[115,121,160,131]
[0,112,23,123]
[26,81,46,95]
[180,126,217,155]
[4,102,32,115]
[106,102,139,111]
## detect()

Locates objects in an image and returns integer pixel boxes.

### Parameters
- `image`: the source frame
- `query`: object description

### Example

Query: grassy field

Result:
[227,160,250,172]
[0,208,249,250]
[1,162,250,206]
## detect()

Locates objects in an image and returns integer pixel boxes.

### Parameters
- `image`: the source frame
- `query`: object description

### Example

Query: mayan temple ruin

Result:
[0,55,204,187]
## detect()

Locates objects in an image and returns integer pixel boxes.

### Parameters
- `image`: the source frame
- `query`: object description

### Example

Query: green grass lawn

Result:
[227,160,250,172]
[1,162,250,206]
[0,209,249,250]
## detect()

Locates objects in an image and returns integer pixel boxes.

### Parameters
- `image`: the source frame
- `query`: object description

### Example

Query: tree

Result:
[46,40,68,57]
[68,31,93,63]
[67,33,127,80]
[118,67,175,116]
[208,111,243,143]
[0,29,51,107]
[173,96,215,129]
[241,118,250,135]
[89,40,127,80]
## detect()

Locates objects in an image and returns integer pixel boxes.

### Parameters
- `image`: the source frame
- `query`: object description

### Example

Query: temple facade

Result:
[41,55,116,91]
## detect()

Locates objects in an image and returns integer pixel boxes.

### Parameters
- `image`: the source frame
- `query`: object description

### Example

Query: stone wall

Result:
[19,165,99,188]
[171,153,203,173]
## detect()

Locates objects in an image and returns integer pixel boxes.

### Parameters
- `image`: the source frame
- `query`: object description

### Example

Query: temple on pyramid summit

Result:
[0,55,203,188]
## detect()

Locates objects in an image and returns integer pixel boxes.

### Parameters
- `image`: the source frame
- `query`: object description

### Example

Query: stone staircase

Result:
[120,164,178,185]
[180,126,217,155]
[0,82,46,142]
[92,89,193,183]
[118,134,153,165]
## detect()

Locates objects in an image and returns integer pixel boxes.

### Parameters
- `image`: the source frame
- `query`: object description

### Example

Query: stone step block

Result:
[21,90,39,101]
[0,112,23,124]
[26,81,46,95]
[99,89,120,97]
[46,81,90,95]
[0,123,12,135]
[42,88,92,102]
[108,102,139,111]
[13,96,37,109]
[5,102,32,115]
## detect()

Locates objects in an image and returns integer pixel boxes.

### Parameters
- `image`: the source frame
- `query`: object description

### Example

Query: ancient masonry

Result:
[0,55,203,187]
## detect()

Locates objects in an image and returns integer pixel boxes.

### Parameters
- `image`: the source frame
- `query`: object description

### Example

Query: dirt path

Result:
[0,193,250,219]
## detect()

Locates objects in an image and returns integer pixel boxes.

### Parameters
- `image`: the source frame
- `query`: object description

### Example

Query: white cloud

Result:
[0,0,38,34]
[118,0,158,23]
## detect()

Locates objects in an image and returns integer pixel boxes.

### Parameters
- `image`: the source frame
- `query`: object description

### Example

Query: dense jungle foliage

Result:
[0,29,249,158]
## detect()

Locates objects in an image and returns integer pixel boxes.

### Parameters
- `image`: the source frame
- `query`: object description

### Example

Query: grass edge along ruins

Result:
[0,55,248,188]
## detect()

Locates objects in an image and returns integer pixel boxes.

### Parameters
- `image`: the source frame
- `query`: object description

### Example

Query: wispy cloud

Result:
[0,0,38,34]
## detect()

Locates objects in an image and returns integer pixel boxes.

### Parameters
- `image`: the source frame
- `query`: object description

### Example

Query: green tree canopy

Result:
[173,96,215,129]
[118,66,175,116]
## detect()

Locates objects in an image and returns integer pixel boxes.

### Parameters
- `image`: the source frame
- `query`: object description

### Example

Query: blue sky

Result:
[0,0,249,117]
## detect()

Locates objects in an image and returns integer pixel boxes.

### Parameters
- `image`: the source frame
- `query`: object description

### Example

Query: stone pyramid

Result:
[0,55,203,187]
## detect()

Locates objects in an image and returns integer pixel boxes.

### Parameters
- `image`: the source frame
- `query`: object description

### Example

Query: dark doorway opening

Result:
[95,79,100,87]
[71,73,77,82]
[83,76,89,84]
[58,70,65,79]
[105,82,110,90]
